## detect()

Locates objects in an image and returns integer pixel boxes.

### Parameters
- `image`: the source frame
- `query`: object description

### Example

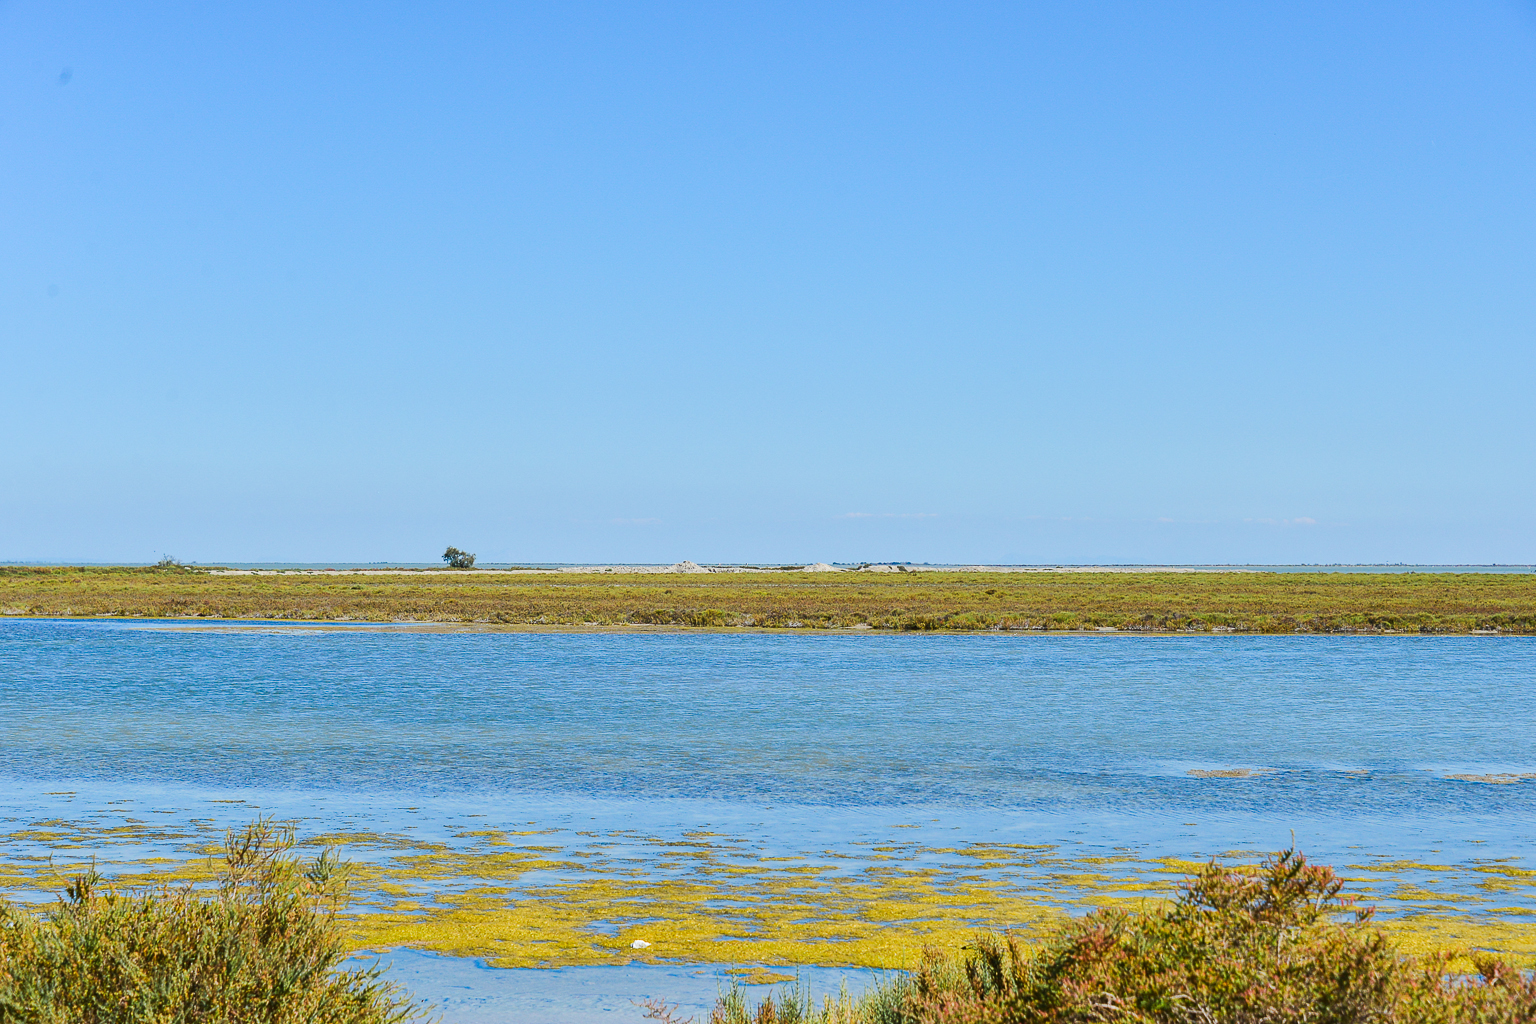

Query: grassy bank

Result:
[2,565,1534,633]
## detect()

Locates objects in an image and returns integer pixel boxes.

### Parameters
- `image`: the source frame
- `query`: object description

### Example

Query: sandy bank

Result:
[206,562,1236,577]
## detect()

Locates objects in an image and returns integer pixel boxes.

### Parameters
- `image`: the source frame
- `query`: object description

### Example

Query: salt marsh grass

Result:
[2,566,1533,633]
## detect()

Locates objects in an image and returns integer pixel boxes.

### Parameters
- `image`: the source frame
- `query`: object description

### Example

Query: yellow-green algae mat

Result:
[2,820,1534,971]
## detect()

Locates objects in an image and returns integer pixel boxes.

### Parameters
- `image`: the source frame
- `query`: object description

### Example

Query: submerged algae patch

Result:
[3,820,1534,970]
[367,857,1521,971]
[317,836,1536,969]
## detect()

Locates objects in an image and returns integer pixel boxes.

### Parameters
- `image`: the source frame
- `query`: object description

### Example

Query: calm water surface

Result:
[3,619,1534,1020]
[3,620,1533,811]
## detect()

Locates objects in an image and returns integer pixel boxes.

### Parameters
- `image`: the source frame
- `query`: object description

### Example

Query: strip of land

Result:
[2,565,1533,633]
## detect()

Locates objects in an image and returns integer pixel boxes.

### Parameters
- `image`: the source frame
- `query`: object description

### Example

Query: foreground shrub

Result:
[0,820,429,1024]
[705,849,1536,1024]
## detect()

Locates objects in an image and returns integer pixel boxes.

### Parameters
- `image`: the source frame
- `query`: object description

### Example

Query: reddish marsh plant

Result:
[708,850,1535,1024]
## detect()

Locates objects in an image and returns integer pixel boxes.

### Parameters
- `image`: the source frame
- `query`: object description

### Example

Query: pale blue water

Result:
[3,618,1534,1019]
[340,951,888,1024]
[4,620,1534,817]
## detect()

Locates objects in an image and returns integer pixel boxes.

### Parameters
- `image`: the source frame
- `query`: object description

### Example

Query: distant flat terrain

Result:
[2,566,1532,633]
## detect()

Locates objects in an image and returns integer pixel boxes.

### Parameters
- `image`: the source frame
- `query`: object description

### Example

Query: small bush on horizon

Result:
[441,546,475,569]
[0,819,431,1023]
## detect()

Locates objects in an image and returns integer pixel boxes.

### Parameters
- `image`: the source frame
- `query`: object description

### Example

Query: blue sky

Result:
[3,1,1534,565]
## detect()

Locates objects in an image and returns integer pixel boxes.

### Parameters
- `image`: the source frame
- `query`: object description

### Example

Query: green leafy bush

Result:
[441,547,475,569]
[0,820,430,1024]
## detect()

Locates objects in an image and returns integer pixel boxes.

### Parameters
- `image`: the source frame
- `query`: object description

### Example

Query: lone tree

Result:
[442,546,476,569]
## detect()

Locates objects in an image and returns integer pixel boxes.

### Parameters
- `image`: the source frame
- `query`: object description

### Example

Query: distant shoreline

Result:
[5,561,1532,575]
[3,565,1532,634]
[203,562,1254,577]
[16,619,1529,640]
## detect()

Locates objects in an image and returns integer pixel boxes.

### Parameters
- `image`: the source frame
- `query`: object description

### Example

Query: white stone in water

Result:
[631,939,652,949]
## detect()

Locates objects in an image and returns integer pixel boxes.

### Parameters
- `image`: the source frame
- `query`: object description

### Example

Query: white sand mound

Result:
[668,560,710,573]
[801,563,840,572]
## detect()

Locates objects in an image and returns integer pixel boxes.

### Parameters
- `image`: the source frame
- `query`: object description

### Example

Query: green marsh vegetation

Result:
[2,567,1533,633]
[0,819,429,1023]
[698,851,1536,1024]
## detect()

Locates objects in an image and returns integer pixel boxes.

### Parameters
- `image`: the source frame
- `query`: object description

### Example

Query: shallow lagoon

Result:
[2,620,1534,1019]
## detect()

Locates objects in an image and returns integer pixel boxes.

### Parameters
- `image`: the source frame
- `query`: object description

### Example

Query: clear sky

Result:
[3,2,1534,565]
